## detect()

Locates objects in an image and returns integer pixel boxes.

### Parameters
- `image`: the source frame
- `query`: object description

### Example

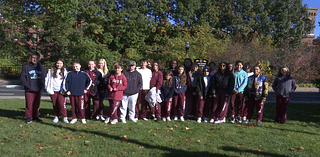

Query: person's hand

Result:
[67,91,71,95]
[213,95,216,98]
[84,90,87,94]
[199,96,203,100]
[109,88,113,92]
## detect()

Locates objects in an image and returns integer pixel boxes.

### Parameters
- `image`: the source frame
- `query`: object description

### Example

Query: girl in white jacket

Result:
[45,59,69,123]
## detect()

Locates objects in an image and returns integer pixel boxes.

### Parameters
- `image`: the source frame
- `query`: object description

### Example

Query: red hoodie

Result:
[107,73,127,101]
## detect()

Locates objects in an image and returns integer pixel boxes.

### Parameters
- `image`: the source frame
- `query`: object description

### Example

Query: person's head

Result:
[30,53,40,65]
[218,62,227,73]
[235,61,243,71]
[153,61,162,72]
[209,62,216,71]
[227,63,234,72]
[98,59,108,74]
[177,65,185,75]
[278,66,290,77]
[184,58,193,67]
[170,60,178,69]
[55,59,65,70]
[191,63,199,72]
[244,62,252,73]
[140,58,148,69]
[203,66,210,77]
[114,64,123,75]
[165,70,173,80]
[253,65,261,76]
[88,60,96,71]
[73,62,81,72]
[127,60,136,72]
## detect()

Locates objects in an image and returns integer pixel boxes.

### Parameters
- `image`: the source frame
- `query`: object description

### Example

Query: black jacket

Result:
[210,72,235,96]
[196,75,212,99]
[86,69,102,94]
[160,80,175,101]
[20,62,46,92]
[123,70,142,96]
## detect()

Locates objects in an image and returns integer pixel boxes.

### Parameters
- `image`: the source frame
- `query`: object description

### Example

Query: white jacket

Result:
[45,68,68,95]
[145,87,162,107]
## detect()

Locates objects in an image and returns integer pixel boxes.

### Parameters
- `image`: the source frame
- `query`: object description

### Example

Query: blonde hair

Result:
[98,59,108,75]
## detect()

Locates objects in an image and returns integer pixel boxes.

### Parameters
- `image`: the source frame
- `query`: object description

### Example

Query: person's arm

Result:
[196,77,203,99]
[237,72,248,93]
[227,74,235,96]
[40,64,46,89]
[84,73,92,93]
[156,72,163,91]
[117,75,127,91]
[272,77,278,92]
[262,77,269,101]
[291,77,297,93]
[20,65,29,89]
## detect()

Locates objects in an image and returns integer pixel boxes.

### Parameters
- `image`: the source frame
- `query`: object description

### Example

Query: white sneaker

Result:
[204,117,209,123]
[154,117,157,121]
[180,116,184,122]
[100,115,106,121]
[197,117,202,123]
[111,119,118,124]
[96,115,100,120]
[52,116,59,123]
[81,119,86,124]
[221,117,226,123]
[129,118,138,122]
[70,119,77,124]
[120,118,127,123]
[142,118,148,121]
[104,117,110,124]
[214,118,221,124]
[166,116,171,121]
[62,117,69,123]
[209,119,214,123]
[173,116,178,121]
[162,117,166,121]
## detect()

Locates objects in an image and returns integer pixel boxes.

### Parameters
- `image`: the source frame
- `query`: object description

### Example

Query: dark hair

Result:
[53,59,66,79]
[209,61,216,66]
[170,60,178,69]
[140,58,148,63]
[191,63,199,72]
[227,63,234,74]
[277,66,291,77]
[235,61,243,66]
[177,65,187,86]
[217,62,228,74]
[31,53,40,58]
[163,70,173,88]
[153,61,162,71]
[243,62,252,72]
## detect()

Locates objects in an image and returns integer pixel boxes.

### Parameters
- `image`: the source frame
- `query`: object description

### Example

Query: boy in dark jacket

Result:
[85,60,103,121]
[196,67,212,123]
[20,53,46,123]
[64,62,92,124]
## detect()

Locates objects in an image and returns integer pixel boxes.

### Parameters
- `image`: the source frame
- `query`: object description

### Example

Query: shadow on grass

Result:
[41,121,228,157]
[220,146,289,157]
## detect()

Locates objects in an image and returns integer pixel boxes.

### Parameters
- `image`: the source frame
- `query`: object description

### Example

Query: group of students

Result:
[20,53,297,125]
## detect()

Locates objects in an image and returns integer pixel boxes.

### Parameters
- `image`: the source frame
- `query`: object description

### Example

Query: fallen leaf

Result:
[169,128,174,131]
[196,140,200,143]
[123,135,128,139]
[19,125,23,127]
[128,128,132,131]
[10,135,14,138]
[103,139,106,141]
[185,139,189,141]
[147,129,153,133]
[153,133,157,136]
[155,127,161,130]
[258,149,262,152]
[139,146,144,149]
[299,146,305,151]
[237,145,241,148]
[290,148,298,151]
[185,127,190,130]
[174,125,178,128]
[78,135,85,139]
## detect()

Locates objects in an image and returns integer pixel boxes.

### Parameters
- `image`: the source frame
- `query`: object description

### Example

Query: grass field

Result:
[0,99,319,157]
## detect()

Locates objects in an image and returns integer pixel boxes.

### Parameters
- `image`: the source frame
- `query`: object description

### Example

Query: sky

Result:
[303,0,320,38]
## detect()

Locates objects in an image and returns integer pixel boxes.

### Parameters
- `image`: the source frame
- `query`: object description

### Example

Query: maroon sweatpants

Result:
[25,91,42,118]
[212,92,229,120]
[135,90,150,119]
[197,98,212,118]
[85,92,101,118]
[229,92,245,117]
[50,92,67,118]
[161,98,173,117]
[187,92,198,116]
[275,95,290,123]
[150,103,161,118]
[246,95,266,121]
[172,93,186,117]
[107,100,121,119]
[69,95,85,119]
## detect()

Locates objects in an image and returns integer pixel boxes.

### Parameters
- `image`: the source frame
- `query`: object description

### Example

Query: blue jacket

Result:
[245,74,268,100]
[234,69,248,93]
[173,75,187,94]
[63,71,92,96]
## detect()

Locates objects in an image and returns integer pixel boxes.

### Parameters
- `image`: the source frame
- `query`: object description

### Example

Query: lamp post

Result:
[186,42,190,54]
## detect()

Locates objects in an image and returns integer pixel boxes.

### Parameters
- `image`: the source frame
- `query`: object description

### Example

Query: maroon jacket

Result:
[150,71,163,91]
[107,73,127,101]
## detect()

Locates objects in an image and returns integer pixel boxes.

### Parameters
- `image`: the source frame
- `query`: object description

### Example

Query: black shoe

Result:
[32,117,43,123]
[25,117,32,123]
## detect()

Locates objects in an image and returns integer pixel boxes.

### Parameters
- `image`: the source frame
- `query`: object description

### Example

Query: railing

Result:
[0,65,22,79]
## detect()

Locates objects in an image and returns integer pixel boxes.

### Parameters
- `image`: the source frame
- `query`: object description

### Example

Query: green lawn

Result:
[0,99,319,157]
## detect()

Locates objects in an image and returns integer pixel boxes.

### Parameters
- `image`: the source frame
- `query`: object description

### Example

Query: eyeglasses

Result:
[220,64,226,67]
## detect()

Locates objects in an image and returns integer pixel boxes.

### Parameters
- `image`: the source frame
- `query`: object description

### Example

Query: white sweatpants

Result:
[120,93,139,120]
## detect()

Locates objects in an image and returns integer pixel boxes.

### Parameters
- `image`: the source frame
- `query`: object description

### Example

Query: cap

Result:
[203,66,210,72]
[128,60,136,66]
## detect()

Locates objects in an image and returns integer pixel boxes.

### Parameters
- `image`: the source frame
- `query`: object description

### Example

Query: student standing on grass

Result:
[229,61,248,123]
[210,62,235,124]
[186,63,202,121]
[85,60,103,121]
[97,59,109,121]
[172,65,188,121]
[45,59,69,123]
[148,61,163,122]
[120,61,142,123]
[160,70,175,121]
[20,53,46,123]
[104,64,127,125]
[196,67,212,123]
[135,58,152,121]
[272,66,296,124]
[244,65,268,124]
[64,62,92,124]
